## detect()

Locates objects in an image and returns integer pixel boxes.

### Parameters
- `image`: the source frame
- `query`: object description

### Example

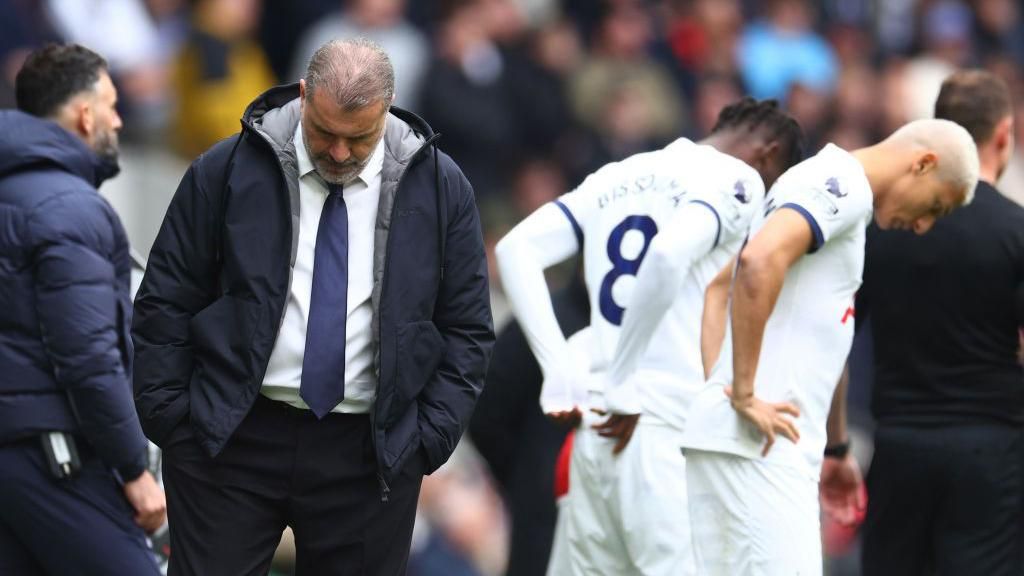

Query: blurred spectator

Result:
[47,0,175,134]
[257,0,336,79]
[973,0,1024,65]
[288,0,429,109]
[415,447,509,575]
[815,63,881,152]
[504,20,585,166]
[690,74,742,137]
[0,0,60,108]
[417,0,529,198]
[146,0,192,52]
[833,64,881,134]
[921,0,975,67]
[737,0,839,101]
[663,0,743,81]
[509,0,559,28]
[899,1,972,121]
[874,0,917,55]
[46,0,162,74]
[170,0,276,157]
[878,58,914,136]
[469,275,588,576]
[569,1,686,166]
[785,82,832,147]
[509,158,566,217]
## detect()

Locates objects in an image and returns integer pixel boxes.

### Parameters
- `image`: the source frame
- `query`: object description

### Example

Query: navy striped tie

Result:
[300,183,348,418]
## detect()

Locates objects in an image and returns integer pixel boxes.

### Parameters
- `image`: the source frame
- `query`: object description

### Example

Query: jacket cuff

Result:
[116,449,149,483]
[416,422,451,475]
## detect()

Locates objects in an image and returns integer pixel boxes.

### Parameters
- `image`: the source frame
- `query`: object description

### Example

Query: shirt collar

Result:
[358,131,385,186]
[294,119,386,187]
[294,122,317,179]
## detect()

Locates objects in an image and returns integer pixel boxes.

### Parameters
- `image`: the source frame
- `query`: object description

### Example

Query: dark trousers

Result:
[862,423,1024,575]
[0,438,160,575]
[162,395,424,576]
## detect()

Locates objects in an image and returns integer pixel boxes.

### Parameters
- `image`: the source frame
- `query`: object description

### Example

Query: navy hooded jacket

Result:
[132,84,494,484]
[0,110,148,480]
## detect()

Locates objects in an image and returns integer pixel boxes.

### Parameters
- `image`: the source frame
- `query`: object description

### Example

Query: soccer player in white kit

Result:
[495,98,804,575]
[681,119,980,575]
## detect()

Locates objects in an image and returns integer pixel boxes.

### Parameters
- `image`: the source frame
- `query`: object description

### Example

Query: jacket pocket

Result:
[188,295,262,385]
[387,320,445,422]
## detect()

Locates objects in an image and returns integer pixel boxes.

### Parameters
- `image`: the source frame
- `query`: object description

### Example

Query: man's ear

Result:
[914,151,938,176]
[994,115,1013,154]
[77,99,94,140]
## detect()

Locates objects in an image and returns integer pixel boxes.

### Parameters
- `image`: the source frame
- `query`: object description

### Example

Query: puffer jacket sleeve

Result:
[132,152,222,446]
[416,155,495,472]
[28,188,148,479]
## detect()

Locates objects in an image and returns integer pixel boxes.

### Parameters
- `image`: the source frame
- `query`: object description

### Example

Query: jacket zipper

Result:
[372,132,441,501]
[377,473,391,503]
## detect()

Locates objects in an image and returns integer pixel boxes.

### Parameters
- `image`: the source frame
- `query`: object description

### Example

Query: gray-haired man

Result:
[133,39,494,575]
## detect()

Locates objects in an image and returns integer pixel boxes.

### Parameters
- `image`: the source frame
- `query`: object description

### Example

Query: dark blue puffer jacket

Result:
[0,110,147,479]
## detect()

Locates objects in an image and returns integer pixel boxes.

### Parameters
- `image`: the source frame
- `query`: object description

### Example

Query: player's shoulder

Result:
[685,144,764,210]
[775,144,867,200]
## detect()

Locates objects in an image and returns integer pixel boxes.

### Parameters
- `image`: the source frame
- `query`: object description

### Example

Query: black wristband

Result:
[823,441,850,459]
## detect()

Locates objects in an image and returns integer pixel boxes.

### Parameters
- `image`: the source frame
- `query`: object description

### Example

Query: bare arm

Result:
[826,364,850,446]
[820,362,865,525]
[701,258,734,379]
[729,208,813,454]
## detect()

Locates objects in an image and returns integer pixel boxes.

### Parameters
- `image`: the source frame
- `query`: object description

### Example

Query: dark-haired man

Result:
[496,97,804,575]
[859,70,1024,575]
[0,44,164,574]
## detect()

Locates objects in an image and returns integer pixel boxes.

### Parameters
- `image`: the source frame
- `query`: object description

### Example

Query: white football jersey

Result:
[682,143,874,476]
[556,138,764,425]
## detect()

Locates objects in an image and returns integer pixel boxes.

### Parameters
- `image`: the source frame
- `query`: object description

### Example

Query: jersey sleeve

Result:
[686,166,766,248]
[770,173,868,253]
[604,201,720,413]
[494,203,588,413]
[553,163,623,247]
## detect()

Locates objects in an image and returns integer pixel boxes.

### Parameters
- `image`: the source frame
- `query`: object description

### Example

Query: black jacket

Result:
[860,182,1024,425]
[133,84,494,483]
[0,110,147,479]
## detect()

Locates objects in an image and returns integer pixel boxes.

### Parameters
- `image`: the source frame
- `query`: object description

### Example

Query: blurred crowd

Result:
[4,0,1024,574]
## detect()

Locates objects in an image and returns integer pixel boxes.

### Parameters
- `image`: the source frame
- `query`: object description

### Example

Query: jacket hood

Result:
[241,82,436,153]
[0,110,118,187]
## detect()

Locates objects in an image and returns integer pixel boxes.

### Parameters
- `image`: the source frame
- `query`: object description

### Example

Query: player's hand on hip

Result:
[591,410,640,455]
[725,386,800,456]
[820,454,866,526]
[546,407,583,428]
[123,470,167,534]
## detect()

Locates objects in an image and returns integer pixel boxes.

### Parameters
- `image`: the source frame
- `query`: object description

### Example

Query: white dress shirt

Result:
[260,121,384,413]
